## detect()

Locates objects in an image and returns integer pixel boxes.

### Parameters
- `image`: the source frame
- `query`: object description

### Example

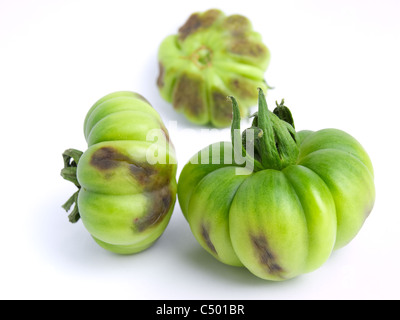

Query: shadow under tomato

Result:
[180,236,303,287]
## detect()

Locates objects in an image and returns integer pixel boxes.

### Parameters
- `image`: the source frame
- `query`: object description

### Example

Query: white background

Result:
[1,0,399,300]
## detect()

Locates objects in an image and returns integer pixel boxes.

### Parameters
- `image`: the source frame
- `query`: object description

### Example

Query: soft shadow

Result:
[28,187,151,274]
[180,236,302,288]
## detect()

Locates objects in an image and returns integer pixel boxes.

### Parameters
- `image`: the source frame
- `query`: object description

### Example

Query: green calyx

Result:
[230,88,299,171]
[60,148,83,223]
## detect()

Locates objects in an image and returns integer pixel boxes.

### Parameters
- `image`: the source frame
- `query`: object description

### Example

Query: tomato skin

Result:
[187,166,248,267]
[298,129,375,250]
[178,128,375,280]
[157,9,270,128]
[62,92,177,254]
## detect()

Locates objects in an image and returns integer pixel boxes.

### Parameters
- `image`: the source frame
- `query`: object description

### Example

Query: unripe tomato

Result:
[178,89,375,280]
[61,91,177,254]
[157,9,270,127]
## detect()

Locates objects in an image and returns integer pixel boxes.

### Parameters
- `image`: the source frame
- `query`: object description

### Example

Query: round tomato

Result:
[61,91,177,254]
[178,89,375,280]
[157,9,270,127]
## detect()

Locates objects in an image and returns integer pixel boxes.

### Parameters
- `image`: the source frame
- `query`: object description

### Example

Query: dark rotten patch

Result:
[91,147,175,233]
[173,74,205,116]
[229,40,266,58]
[231,78,257,100]
[90,147,130,170]
[179,13,202,41]
[129,163,158,187]
[178,9,221,41]
[91,147,157,185]
[200,9,222,28]
[134,186,173,232]
[201,223,217,255]
[250,233,284,277]
[211,91,233,122]
[223,14,251,36]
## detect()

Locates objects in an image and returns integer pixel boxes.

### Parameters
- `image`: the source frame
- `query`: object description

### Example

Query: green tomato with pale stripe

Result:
[61,91,177,254]
[178,89,375,281]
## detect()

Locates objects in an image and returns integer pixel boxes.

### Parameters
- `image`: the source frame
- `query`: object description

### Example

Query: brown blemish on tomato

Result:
[201,223,217,255]
[129,164,157,186]
[173,74,205,116]
[230,78,256,100]
[90,147,131,170]
[250,234,284,277]
[201,9,222,28]
[211,91,233,122]
[178,9,221,41]
[134,186,173,232]
[223,14,251,36]
[133,165,174,232]
[91,147,175,232]
[133,163,175,232]
[91,146,159,186]
[229,40,266,58]
[179,13,201,41]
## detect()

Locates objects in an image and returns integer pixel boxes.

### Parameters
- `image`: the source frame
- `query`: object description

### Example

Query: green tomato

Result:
[157,9,270,128]
[61,91,177,254]
[178,89,375,280]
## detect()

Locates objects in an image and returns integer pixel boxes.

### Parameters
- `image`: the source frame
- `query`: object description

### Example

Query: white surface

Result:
[1,0,399,300]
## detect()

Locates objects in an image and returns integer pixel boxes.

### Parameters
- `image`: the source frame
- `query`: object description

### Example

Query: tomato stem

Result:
[61,149,83,223]
[256,88,282,169]
[256,88,299,170]
[229,96,264,172]
[229,88,299,171]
